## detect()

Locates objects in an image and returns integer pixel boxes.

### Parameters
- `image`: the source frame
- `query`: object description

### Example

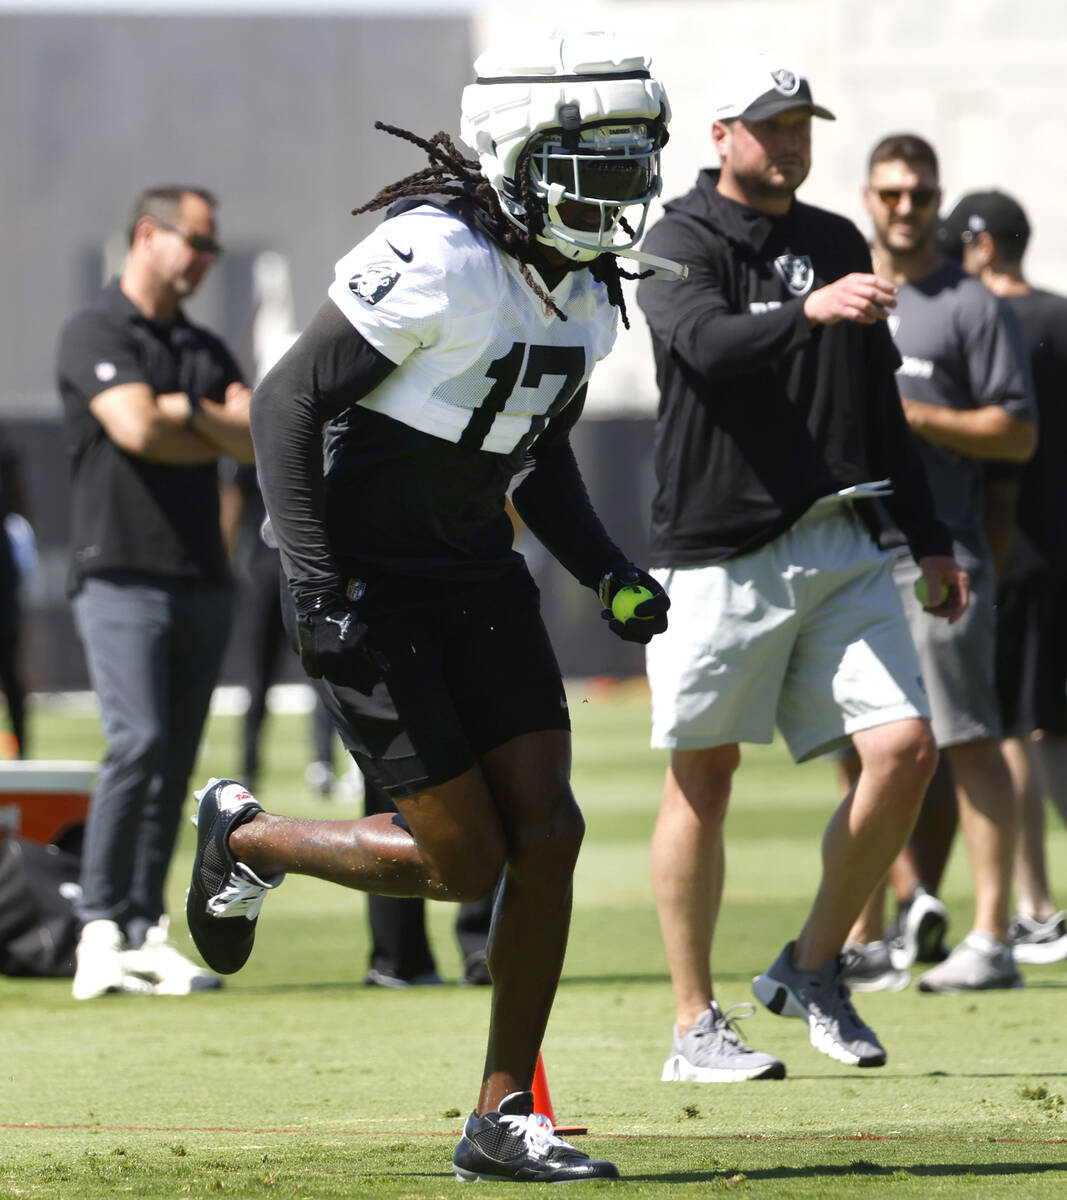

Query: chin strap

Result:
[613,245,689,282]
[535,229,689,283]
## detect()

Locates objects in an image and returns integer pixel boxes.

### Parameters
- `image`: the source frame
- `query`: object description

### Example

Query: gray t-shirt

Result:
[881,257,1035,569]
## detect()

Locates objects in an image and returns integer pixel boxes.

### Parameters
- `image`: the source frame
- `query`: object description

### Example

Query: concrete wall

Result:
[0,12,470,410]
[0,11,471,690]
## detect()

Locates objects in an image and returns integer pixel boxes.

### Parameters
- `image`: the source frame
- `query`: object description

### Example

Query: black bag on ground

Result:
[0,836,81,977]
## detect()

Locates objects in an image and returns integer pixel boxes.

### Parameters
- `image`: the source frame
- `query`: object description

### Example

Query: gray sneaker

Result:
[661,1002,786,1082]
[918,932,1024,993]
[841,940,910,993]
[1009,911,1067,965]
[752,942,886,1067]
[363,968,444,988]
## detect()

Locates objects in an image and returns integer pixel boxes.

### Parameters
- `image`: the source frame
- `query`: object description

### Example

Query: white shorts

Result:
[646,501,930,762]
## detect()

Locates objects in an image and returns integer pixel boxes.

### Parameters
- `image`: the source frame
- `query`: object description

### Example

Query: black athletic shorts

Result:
[995,574,1067,737]
[286,567,571,799]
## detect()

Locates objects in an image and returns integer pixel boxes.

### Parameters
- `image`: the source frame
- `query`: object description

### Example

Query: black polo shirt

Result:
[56,279,242,594]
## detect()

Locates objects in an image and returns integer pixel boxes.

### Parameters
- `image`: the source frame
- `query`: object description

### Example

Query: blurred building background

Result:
[3,0,1066,690]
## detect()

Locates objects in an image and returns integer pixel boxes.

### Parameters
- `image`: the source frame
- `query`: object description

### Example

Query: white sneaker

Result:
[1009,911,1067,965]
[304,760,334,798]
[841,940,911,993]
[121,916,222,994]
[72,919,153,1000]
[333,767,366,806]
[889,888,949,970]
[917,932,1023,993]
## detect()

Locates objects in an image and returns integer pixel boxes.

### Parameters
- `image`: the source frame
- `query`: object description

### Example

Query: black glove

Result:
[295,593,387,694]
[597,564,670,645]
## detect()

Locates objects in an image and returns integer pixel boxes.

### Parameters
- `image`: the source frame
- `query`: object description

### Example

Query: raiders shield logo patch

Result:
[348,265,400,305]
[773,254,815,297]
[770,68,799,95]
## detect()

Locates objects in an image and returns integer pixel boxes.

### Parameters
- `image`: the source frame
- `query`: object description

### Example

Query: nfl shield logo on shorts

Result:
[773,254,815,297]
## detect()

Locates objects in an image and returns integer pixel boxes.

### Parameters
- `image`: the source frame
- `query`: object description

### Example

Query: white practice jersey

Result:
[326,205,619,455]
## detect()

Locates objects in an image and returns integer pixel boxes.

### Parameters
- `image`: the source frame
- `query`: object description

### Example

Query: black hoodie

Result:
[636,169,951,566]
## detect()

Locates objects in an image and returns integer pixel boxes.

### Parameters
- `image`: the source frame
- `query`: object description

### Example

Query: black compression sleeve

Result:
[249,300,395,608]
[512,400,629,590]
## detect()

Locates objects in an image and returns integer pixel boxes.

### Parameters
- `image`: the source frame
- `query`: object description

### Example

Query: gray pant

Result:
[73,574,232,945]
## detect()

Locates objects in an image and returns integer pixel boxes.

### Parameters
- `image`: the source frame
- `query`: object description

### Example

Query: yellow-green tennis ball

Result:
[914,577,949,607]
[612,584,655,623]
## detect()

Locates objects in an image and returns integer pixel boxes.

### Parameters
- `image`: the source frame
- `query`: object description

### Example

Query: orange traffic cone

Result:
[532,1052,587,1136]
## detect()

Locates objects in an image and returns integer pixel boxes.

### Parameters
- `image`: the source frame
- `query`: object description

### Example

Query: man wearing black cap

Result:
[637,58,966,1080]
[942,191,1067,966]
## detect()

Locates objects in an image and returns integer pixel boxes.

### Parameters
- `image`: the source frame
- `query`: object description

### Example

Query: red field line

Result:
[3,1124,1065,1146]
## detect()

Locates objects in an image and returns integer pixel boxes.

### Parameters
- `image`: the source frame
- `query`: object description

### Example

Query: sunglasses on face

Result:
[874,187,938,210]
[152,217,223,257]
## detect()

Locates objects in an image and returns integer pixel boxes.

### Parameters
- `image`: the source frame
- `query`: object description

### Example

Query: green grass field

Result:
[1,684,1065,1198]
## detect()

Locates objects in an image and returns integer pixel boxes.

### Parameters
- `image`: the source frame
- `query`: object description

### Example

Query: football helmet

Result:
[460,30,686,279]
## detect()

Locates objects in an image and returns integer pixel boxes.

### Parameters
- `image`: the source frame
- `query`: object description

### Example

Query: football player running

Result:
[187,29,679,1184]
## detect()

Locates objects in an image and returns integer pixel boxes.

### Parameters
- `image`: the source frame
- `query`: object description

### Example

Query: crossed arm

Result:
[89,380,255,464]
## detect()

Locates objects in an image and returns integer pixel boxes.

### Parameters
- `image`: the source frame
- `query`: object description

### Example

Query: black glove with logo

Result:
[597,564,670,645]
[295,592,387,694]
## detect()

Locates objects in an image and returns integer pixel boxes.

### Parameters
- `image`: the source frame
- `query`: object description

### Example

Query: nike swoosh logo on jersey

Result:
[386,240,413,263]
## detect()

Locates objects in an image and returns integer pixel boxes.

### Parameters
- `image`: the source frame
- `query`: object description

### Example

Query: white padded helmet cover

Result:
[459,30,670,203]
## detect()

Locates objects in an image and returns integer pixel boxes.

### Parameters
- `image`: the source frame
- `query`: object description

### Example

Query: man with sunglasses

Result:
[637,59,965,1080]
[836,135,1037,994]
[56,185,254,999]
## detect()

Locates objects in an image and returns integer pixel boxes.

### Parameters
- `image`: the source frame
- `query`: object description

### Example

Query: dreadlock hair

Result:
[591,215,651,331]
[352,122,645,328]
